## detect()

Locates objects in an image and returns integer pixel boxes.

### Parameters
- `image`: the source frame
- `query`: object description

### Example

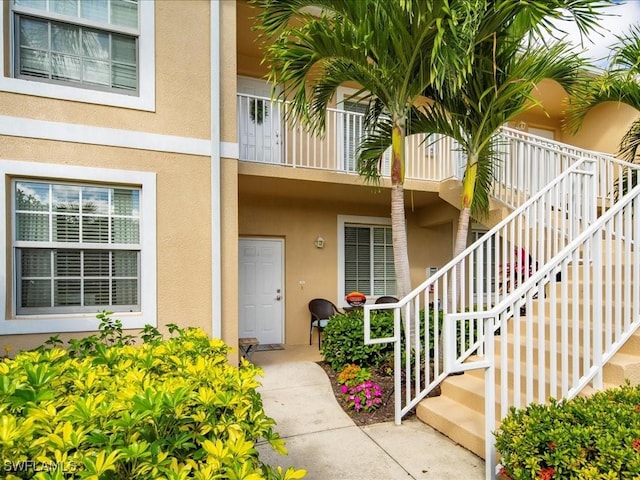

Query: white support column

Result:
[210,0,222,338]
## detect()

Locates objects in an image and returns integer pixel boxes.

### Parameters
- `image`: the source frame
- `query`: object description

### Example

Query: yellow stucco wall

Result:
[0,1,211,139]
[564,102,640,155]
[1,136,212,352]
[238,193,455,345]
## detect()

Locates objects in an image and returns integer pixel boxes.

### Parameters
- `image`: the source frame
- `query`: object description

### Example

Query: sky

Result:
[558,0,640,67]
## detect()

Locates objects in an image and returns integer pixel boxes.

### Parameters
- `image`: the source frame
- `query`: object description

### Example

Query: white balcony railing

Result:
[237,93,463,181]
[237,93,617,212]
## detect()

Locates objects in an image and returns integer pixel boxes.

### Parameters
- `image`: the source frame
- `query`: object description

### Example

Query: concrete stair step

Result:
[604,352,640,385]
[416,394,488,459]
[419,348,640,460]
[465,346,640,389]
[495,325,640,363]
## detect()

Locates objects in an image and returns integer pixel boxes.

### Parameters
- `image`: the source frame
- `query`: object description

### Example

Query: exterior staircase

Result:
[364,134,640,479]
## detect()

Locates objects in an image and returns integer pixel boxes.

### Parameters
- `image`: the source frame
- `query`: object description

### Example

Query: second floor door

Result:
[237,76,283,164]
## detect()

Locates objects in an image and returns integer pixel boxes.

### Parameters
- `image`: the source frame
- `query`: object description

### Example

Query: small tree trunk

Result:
[390,118,411,300]
[442,155,476,371]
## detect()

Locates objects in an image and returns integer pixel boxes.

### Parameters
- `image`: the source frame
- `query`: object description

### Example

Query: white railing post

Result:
[484,316,496,480]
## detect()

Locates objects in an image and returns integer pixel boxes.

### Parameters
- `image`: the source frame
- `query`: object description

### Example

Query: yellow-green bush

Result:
[0,324,305,479]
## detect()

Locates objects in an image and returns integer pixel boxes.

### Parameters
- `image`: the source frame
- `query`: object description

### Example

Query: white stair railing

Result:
[364,157,601,423]
[492,128,615,209]
[447,167,640,478]
[364,154,640,476]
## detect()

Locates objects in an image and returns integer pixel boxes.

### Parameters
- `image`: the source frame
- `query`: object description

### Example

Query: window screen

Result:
[344,224,396,296]
[13,0,139,93]
[14,180,141,314]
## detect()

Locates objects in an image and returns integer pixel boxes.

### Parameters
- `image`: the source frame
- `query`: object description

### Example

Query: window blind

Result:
[344,224,396,296]
[14,180,141,314]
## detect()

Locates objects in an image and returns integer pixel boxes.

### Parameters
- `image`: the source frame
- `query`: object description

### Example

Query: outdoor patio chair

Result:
[374,295,399,304]
[308,298,341,349]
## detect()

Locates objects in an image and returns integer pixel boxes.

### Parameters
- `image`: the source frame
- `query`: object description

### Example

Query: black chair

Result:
[308,298,341,348]
[375,295,399,304]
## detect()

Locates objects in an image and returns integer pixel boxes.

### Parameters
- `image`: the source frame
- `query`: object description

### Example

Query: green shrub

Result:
[0,318,305,480]
[321,309,394,371]
[495,383,640,479]
[320,307,474,375]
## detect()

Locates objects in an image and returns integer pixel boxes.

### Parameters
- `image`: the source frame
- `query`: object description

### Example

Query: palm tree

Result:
[251,0,477,299]
[359,0,609,262]
[566,24,640,164]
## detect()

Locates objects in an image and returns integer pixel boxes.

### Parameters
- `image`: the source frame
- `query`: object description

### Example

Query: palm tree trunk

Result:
[454,158,477,258]
[391,185,411,299]
[441,155,477,371]
[448,155,477,311]
[390,118,411,300]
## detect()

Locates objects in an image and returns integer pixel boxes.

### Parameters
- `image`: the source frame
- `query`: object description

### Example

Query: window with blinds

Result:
[14,180,141,314]
[344,225,396,296]
[341,98,392,175]
[342,100,367,172]
[12,0,139,93]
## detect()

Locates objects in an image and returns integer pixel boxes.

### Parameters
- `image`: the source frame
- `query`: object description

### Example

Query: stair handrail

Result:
[364,156,601,426]
[445,166,640,479]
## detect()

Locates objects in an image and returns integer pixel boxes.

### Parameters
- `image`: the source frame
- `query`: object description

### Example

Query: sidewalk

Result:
[254,360,485,479]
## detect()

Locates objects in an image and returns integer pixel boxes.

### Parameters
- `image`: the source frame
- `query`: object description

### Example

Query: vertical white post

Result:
[484,316,496,480]
[210,0,222,338]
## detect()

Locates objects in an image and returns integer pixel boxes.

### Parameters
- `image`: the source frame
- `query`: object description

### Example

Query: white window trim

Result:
[337,214,392,309]
[0,160,157,334]
[0,1,156,111]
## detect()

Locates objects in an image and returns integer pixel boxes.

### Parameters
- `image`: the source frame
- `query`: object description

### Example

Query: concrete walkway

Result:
[255,361,484,479]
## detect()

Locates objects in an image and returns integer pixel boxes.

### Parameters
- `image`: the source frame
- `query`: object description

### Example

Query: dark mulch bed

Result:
[318,361,440,426]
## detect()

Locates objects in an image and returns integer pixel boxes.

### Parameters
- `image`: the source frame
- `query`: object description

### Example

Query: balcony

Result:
[237,93,465,182]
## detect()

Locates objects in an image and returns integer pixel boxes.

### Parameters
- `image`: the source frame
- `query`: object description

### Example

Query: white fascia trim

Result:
[0,160,157,335]
[221,142,239,159]
[210,1,222,339]
[0,115,211,156]
[0,1,156,111]
[0,115,241,158]
[337,215,392,308]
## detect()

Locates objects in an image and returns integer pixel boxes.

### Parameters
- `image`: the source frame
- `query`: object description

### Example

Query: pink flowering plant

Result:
[337,364,383,412]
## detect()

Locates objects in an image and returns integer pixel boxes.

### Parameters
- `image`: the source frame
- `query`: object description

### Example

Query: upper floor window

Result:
[12,0,139,94]
[1,0,153,109]
[14,180,141,315]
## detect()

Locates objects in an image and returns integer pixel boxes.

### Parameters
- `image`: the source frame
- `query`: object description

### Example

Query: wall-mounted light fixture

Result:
[314,235,325,249]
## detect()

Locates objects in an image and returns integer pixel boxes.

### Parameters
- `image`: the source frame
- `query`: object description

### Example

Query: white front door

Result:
[238,238,284,344]
[237,76,283,164]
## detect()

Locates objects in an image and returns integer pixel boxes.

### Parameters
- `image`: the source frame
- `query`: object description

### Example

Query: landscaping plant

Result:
[0,313,305,479]
[320,309,394,371]
[495,383,640,479]
[336,365,383,413]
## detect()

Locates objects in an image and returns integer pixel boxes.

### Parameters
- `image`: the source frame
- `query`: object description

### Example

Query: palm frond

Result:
[356,117,393,184]
[470,139,501,218]
[619,118,640,164]
[564,74,640,134]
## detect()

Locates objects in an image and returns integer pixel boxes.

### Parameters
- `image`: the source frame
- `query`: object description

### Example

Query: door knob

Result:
[275,295,282,301]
